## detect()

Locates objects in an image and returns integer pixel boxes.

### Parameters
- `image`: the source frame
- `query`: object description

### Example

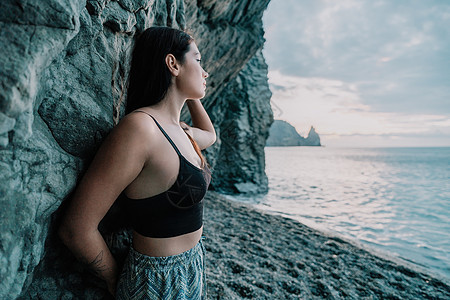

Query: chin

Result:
[191,91,206,100]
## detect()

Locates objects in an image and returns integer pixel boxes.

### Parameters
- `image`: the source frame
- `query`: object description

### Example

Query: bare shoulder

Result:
[60,112,163,232]
[114,112,157,138]
[104,112,159,152]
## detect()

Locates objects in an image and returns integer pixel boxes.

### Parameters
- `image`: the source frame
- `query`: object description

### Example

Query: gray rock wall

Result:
[208,50,273,194]
[0,0,271,298]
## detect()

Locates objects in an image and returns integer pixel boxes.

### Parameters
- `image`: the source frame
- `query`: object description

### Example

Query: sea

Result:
[225,147,450,281]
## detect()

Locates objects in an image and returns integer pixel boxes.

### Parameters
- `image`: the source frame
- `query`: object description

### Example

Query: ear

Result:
[165,54,180,76]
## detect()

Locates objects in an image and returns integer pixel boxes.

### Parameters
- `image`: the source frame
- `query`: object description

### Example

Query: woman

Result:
[58,27,216,299]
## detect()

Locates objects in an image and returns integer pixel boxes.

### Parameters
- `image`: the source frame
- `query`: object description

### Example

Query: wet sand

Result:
[203,192,450,299]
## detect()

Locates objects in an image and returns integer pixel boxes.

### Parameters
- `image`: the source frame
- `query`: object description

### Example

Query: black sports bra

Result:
[123,111,211,238]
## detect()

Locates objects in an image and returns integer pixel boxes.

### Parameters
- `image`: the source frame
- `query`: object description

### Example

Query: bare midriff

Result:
[132,227,203,257]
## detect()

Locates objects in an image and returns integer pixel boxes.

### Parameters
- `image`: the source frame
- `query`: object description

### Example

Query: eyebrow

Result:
[194,52,201,56]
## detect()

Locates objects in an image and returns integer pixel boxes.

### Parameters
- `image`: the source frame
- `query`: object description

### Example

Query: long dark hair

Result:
[125,27,193,114]
[125,27,207,167]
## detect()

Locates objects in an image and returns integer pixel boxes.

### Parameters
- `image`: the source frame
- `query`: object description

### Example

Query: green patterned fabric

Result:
[116,239,206,299]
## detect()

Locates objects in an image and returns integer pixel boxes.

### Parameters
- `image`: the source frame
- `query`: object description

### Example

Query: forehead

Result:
[188,42,200,55]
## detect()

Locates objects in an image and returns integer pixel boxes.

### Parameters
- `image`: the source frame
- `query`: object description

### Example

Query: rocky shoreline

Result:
[203,192,450,299]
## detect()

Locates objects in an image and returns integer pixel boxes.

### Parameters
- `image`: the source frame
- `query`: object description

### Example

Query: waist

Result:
[132,227,203,257]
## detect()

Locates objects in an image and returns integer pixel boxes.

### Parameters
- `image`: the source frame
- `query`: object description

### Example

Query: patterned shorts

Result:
[116,238,206,300]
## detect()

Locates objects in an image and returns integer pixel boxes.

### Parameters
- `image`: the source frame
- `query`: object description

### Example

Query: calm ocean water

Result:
[226,147,450,280]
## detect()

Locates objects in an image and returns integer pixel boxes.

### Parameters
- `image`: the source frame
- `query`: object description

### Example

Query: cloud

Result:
[263,0,450,115]
[262,0,450,146]
[268,71,450,146]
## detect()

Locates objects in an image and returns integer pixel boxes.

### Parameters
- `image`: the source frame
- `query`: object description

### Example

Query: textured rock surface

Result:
[0,0,271,298]
[207,50,273,194]
[266,120,321,146]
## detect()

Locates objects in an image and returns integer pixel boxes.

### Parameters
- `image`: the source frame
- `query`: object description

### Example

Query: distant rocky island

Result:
[266,120,321,146]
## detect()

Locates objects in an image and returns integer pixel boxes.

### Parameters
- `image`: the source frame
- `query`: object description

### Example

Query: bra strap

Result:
[133,110,183,157]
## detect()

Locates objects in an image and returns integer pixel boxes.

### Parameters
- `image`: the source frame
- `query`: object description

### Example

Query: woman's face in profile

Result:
[176,42,209,100]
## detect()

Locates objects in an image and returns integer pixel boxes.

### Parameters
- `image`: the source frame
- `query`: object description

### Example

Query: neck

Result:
[150,87,186,124]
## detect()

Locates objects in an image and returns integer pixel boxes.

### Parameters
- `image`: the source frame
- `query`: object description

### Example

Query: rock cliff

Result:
[304,126,321,146]
[0,0,272,298]
[208,50,273,194]
[266,120,321,146]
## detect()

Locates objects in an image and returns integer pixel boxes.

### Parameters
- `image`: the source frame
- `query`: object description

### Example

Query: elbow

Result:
[209,131,217,146]
[58,222,75,247]
[58,220,93,248]
[204,131,216,149]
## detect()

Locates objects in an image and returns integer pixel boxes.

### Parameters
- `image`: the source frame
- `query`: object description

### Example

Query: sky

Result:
[262,0,450,147]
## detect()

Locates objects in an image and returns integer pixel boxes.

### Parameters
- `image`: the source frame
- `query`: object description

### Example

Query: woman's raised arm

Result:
[183,99,216,150]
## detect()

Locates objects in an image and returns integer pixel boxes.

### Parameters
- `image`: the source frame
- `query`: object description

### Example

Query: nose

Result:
[203,69,208,78]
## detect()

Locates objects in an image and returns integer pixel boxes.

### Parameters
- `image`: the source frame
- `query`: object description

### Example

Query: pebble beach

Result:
[203,192,450,299]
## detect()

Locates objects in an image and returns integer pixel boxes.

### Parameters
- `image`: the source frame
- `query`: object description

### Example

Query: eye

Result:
[196,59,202,63]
